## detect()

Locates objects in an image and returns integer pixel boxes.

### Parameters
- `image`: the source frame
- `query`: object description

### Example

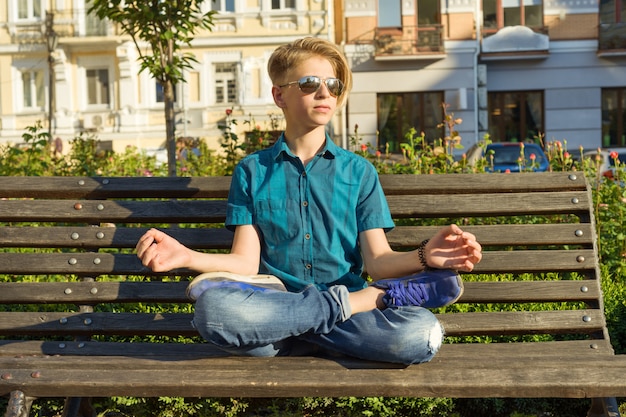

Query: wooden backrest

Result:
[0,172,612,359]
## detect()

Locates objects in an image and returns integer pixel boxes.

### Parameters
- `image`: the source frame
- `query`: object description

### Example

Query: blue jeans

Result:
[192,282,443,365]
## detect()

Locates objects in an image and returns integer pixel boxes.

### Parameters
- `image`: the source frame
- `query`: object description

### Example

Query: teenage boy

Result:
[136,37,482,364]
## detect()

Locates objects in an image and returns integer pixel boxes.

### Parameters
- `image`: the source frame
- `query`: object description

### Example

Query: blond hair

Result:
[268,37,352,107]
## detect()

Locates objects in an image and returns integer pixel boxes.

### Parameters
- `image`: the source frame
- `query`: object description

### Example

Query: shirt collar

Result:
[272,132,337,161]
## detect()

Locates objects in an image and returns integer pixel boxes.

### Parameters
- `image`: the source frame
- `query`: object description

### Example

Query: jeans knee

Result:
[425,316,444,359]
[191,288,237,346]
[387,308,444,365]
[191,285,287,349]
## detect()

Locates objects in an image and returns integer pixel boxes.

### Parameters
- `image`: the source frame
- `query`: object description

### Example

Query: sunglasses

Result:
[279,76,344,97]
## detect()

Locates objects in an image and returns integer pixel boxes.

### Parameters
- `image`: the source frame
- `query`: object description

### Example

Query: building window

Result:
[602,88,626,147]
[377,92,445,153]
[156,81,178,103]
[85,0,108,36]
[212,0,235,12]
[483,0,543,30]
[418,0,440,25]
[488,91,543,143]
[188,71,201,103]
[17,0,42,20]
[214,63,237,104]
[156,82,165,103]
[272,0,295,9]
[378,0,402,27]
[21,69,45,110]
[86,69,110,106]
[600,0,625,23]
[599,0,626,49]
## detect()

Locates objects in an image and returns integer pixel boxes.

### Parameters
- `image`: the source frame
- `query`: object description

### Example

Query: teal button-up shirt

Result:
[226,133,395,292]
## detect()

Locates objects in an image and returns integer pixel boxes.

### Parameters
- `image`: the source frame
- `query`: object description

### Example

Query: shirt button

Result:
[305,233,311,240]
[302,201,308,207]
[305,264,312,269]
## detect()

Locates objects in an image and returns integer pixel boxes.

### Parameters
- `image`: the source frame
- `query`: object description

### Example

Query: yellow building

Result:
[0,0,339,154]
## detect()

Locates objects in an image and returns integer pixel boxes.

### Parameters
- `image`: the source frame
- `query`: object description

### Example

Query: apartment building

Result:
[0,0,336,153]
[341,0,626,155]
[1,1,624,155]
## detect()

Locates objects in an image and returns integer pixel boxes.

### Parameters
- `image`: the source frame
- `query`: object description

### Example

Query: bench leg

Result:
[587,397,621,417]
[61,397,96,417]
[4,391,33,417]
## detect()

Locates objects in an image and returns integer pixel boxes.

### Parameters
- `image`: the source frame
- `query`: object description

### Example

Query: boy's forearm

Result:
[187,251,260,276]
[367,250,424,281]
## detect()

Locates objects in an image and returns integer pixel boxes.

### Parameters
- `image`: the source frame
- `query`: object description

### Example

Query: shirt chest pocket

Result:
[254,199,301,243]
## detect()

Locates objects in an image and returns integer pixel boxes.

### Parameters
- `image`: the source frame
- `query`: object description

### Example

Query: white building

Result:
[1,1,625,156]
[340,0,626,155]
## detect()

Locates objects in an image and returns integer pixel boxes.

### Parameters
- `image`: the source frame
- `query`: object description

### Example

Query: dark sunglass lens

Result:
[298,76,321,94]
[326,79,344,97]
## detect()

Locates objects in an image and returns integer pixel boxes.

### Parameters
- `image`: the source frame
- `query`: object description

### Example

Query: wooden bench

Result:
[1,172,625,417]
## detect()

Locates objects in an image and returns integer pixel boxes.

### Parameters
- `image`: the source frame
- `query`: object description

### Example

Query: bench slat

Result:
[0,252,163,275]
[0,281,191,304]
[0,193,591,223]
[438,309,605,336]
[472,249,597,273]
[0,177,232,199]
[0,280,600,305]
[0,249,598,275]
[460,280,600,303]
[0,338,612,358]
[0,312,196,337]
[0,310,605,337]
[0,172,587,200]
[0,223,593,249]
[0,200,227,223]
[378,172,588,195]
[0,226,233,249]
[387,224,595,247]
[386,191,591,218]
[1,355,625,399]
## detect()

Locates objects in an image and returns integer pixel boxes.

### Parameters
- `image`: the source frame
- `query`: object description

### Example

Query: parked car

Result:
[466,142,550,172]
[581,148,626,180]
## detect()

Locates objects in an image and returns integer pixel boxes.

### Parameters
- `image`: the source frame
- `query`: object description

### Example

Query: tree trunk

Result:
[163,79,177,177]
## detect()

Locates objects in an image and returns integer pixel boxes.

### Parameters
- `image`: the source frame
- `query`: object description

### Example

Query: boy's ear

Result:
[272,85,287,108]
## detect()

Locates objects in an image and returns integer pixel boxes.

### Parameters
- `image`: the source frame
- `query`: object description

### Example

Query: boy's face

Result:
[273,56,340,130]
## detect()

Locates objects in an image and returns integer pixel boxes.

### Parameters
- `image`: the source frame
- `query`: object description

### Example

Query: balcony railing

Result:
[8,9,114,44]
[599,23,626,51]
[352,25,445,58]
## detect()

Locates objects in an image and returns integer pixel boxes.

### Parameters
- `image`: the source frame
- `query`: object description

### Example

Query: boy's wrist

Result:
[418,239,431,270]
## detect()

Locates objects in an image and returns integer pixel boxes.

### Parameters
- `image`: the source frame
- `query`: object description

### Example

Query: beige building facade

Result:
[0,0,338,154]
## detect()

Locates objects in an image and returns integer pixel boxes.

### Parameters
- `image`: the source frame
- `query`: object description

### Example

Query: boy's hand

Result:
[136,228,191,272]
[426,224,482,272]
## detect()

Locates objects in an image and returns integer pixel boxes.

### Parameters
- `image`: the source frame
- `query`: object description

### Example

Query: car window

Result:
[489,147,521,164]
[608,153,626,167]
[487,146,545,164]
[523,147,546,163]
